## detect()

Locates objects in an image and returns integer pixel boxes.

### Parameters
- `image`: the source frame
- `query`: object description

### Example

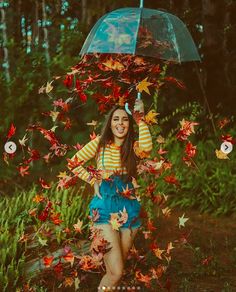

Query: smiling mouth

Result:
[116,126,125,134]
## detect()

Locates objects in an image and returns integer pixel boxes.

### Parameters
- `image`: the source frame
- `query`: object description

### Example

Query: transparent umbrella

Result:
[80,5,200,63]
[79,0,201,114]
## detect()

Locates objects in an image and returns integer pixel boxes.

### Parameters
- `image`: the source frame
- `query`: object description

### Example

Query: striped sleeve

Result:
[137,120,153,152]
[70,135,100,186]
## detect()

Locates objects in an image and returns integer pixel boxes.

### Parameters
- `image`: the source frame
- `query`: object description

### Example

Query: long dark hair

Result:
[97,105,137,181]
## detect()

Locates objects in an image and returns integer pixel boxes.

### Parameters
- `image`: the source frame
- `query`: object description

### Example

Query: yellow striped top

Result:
[70,121,152,186]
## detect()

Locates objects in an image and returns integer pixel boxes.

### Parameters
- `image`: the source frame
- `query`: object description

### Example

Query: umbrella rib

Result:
[165,13,181,63]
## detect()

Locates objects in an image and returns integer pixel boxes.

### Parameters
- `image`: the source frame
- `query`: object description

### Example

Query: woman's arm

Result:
[69,135,100,186]
[133,99,153,156]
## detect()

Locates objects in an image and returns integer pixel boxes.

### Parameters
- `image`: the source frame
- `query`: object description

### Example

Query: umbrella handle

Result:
[124,92,141,115]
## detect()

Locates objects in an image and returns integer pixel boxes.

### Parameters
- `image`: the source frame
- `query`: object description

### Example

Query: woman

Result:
[71,99,152,291]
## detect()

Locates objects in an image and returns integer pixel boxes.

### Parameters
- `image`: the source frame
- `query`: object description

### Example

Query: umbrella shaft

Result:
[139,0,143,8]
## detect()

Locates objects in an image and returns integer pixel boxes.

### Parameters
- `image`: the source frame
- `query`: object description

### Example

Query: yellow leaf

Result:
[162,207,171,217]
[73,219,83,233]
[109,213,122,230]
[86,120,98,127]
[136,77,153,95]
[166,242,174,254]
[153,248,165,259]
[102,58,124,71]
[215,149,229,159]
[63,277,74,287]
[144,110,159,125]
[50,111,59,122]
[45,81,54,93]
[57,171,68,178]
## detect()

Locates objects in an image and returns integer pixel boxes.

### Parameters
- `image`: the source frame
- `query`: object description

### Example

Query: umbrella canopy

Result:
[80,7,201,63]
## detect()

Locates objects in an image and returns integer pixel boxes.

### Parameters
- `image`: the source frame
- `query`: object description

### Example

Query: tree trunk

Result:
[42,0,51,78]
[1,0,11,83]
[32,0,39,48]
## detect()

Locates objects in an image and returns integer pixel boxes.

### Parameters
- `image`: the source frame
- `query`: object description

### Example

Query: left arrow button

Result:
[4,141,17,154]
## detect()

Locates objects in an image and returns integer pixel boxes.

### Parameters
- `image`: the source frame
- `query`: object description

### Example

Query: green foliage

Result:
[0,183,92,290]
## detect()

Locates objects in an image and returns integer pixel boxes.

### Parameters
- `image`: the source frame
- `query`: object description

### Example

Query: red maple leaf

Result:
[50,212,63,225]
[6,123,16,139]
[164,174,180,187]
[17,165,30,177]
[221,134,235,144]
[53,261,63,275]
[185,142,197,158]
[39,178,51,189]
[67,156,84,170]
[43,256,54,267]
[63,74,73,88]
[164,76,186,90]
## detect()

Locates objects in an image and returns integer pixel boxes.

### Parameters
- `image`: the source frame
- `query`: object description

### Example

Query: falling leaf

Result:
[18,233,29,243]
[144,110,159,125]
[178,213,189,228]
[136,77,153,95]
[73,219,83,233]
[39,178,51,189]
[63,277,74,287]
[215,149,229,160]
[50,212,63,225]
[33,194,45,203]
[153,248,165,259]
[38,85,45,94]
[57,171,68,179]
[63,252,75,267]
[133,141,151,159]
[135,270,152,288]
[118,207,128,224]
[164,174,180,187]
[49,111,60,122]
[6,123,16,139]
[109,213,122,230]
[162,207,171,217]
[45,81,54,93]
[102,58,125,71]
[119,184,136,200]
[19,134,28,146]
[38,237,48,246]
[131,177,140,189]
[86,120,98,127]
[17,165,30,177]
[90,131,97,140]
[43,256,54,267]
[217,118,230,129]
[166,242,174,254]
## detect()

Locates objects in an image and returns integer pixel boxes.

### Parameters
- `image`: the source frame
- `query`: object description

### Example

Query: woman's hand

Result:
[133,99,145,124]
[94,180,103,199]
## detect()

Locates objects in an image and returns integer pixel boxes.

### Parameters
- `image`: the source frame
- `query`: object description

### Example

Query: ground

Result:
[29,208,236,292]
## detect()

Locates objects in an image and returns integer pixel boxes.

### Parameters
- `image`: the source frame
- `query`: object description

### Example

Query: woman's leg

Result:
[95,224,124,291]
[119,227,139,262]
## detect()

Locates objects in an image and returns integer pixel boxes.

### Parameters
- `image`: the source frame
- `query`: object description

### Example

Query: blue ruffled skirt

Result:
[89,175,142,230]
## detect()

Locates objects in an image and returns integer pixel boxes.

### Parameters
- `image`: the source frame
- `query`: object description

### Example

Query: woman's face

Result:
[111,109,129,140]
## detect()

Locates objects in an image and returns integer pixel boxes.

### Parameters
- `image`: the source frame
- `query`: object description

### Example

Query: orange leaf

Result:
[63,252,75,266]
[73,219,83,233]
[43,256,54,267]
[102,58,125,71]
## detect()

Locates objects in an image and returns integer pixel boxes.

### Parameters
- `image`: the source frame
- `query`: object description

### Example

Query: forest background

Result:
[1,0,236,291]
